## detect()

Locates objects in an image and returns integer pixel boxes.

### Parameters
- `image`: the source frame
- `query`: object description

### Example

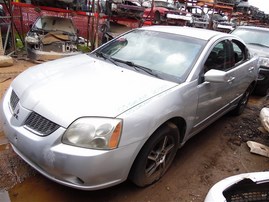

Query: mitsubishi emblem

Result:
[13,108,20,120]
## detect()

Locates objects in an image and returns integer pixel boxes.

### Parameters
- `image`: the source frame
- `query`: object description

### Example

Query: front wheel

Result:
[232,86,252,116]
[129,122,179,187]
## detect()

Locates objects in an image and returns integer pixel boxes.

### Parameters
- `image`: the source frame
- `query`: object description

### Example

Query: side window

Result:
[231,39,247,65]
[204,40,233,72]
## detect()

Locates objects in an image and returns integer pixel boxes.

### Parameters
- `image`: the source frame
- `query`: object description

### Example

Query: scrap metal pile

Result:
[1,0,269,61]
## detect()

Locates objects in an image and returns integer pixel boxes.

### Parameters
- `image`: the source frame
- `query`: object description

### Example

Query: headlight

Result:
[62,118,122,150]
[259,57,269,68]
[25,32,39,44]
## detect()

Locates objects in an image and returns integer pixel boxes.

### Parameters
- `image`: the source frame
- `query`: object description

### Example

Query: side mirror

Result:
[204,69,228,83]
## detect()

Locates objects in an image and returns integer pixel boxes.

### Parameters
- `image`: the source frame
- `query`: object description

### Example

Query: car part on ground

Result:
[205,171,269,202]
[25,16,81,61]
[231,26,269,96]
[1,26,259,190]
[247,141,269,158]
[0,56,13,67]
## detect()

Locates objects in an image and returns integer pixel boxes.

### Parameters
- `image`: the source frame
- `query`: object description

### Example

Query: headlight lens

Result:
[259,57,269,68]
[62,118,122,150]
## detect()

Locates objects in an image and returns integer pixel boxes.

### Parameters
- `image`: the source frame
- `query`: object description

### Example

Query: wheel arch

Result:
[128,117,186,186]
[128,116,187,175]
[167,117,187,144]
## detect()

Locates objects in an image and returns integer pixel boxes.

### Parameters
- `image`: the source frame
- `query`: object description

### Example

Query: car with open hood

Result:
[1,26,258,190]
[25,16,81,61]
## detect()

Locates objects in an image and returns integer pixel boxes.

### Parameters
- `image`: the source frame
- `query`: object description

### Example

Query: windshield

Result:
[231,28,269,47]
[94,29,205,83]
[33,16,76,34]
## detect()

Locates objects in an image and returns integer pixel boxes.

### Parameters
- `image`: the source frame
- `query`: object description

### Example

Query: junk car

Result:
[143,1,192,25]
[25,16,81,61]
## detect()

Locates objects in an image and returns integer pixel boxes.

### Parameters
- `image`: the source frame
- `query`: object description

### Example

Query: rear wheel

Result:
[129,122,179,187]
[253,86,269,96]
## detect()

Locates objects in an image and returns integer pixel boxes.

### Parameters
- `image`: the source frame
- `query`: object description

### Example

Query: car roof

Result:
[234,26,269,32]
[139,26,229,41]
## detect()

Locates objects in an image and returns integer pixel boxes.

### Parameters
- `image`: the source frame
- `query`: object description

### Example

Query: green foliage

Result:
[15,35,24,50]
[78,44,92,53]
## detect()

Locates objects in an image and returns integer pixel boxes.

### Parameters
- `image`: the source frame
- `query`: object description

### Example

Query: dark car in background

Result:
[231,26,269,96]
[212,13,235,33]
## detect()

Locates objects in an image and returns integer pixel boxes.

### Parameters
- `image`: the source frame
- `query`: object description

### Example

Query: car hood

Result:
[247,44,269,58]
[12,54,177,128]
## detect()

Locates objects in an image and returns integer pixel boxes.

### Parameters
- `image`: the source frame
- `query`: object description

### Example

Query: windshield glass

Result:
[231,28,269,47]
[34,16,76,34]
[95,29,205,83]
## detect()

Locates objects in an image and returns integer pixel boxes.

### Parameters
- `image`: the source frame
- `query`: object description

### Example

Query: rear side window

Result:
[204,39,249,73]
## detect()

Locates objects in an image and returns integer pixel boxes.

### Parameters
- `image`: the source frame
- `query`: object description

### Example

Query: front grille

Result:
[10,90,19,111]
[229,191,269,202]
[42,42,74,53]
[24,112,60,136]
[223,179,269,202]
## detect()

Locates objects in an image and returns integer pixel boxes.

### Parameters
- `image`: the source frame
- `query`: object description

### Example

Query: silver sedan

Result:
[0,26,258,190]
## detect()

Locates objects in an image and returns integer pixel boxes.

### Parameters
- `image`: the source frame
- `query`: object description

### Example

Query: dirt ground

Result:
[1,59,269,202]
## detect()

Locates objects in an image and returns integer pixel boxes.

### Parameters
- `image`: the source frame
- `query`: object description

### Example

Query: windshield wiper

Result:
[112,58,160,78]
[248,43,269,48]
[94,52,119,66]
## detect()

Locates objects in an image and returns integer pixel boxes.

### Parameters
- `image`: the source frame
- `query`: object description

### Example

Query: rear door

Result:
[227,39,257,104]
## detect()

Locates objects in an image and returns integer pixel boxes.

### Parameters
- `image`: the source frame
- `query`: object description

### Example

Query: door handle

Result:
[248,66,254,72]
[227,76,235,83]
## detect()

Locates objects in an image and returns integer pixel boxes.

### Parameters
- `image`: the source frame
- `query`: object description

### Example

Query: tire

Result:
[129,122,179,187]
[253,87,268,97]
[232,86,252,116]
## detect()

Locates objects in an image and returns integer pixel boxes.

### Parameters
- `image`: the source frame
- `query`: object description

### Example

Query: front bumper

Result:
[1,88,139,190]
[254,66,269,95]
[27,47,81,61]
[205,171,269,201]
